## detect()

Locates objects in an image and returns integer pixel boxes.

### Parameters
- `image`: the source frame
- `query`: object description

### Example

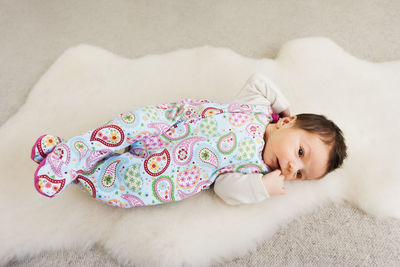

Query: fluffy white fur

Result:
[1,37,399,266]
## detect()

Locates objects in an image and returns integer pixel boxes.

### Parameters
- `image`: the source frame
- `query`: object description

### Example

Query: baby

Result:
[31,73,347,207]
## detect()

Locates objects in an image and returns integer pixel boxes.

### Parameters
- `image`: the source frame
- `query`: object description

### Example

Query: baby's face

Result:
[263,117,330,180]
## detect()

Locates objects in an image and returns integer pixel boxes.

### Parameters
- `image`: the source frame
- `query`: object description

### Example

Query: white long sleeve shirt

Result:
[213,73,290,205]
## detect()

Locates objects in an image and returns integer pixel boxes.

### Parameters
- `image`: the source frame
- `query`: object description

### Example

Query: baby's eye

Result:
[296,170,302,178]
[298,147,303,157]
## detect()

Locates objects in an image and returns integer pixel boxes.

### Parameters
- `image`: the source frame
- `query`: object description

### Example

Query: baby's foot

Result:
[34,143,74,198]
[31,134,63,164]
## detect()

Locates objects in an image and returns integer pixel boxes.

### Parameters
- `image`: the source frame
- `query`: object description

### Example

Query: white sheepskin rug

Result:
[1,37,399,266]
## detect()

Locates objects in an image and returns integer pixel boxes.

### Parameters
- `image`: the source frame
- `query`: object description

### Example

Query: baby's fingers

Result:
[272,169,281,175]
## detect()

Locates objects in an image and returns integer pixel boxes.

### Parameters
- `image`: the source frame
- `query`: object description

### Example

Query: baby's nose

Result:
[284,162,297,180]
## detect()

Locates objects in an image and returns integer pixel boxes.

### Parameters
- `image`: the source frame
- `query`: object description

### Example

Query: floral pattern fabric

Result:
[33,99,274,208]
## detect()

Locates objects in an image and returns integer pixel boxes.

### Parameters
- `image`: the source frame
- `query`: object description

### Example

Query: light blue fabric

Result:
[33,99,273,208]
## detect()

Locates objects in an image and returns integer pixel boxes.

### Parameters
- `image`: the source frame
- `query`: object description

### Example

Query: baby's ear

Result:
[277,116,297,128]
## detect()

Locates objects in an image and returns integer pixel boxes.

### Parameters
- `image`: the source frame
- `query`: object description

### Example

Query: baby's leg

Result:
[33,102,183,198]
[72,151,165,208]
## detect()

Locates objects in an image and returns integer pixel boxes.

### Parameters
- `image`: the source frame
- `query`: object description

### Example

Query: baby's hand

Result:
[262,170,286,196]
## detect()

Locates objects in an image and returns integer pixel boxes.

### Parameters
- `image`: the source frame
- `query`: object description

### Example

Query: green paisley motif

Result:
[235,138,256,161]
[142,106,159,120]
[217,132,237,155]
[124,164,143,191]
[152,176,176,203]
[199,117,218,136]
[235,164,263,173]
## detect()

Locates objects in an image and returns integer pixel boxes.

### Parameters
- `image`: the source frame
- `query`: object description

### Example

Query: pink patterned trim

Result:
[31,134,47,162]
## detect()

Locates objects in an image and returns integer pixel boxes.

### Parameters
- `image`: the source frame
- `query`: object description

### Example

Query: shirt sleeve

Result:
[213,172,270,205]
[233,73,290,114]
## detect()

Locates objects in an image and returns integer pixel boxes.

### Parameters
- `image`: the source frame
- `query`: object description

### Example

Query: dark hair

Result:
[294,113,347,175]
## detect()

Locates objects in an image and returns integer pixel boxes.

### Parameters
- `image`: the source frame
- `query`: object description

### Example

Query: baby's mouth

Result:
[276,158,280,169]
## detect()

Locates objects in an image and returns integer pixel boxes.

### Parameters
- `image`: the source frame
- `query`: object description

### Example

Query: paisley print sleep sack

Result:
[32,99,276,208]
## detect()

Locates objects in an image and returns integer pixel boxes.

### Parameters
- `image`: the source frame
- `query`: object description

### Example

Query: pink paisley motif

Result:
[121,194,145,207]
[198,147,219,168]
[75,175,96,198]
[162,124,190,140]
[85,149,113,171]
[246,123,265,138]
[228,113,253,127]
[201,107,223,118]
[90,125,124,147]
[177,180,213,199]
[143,136,166,151]
[179,98,211,106]
[153,177,174,202]
[127,131,152,144]
[217,165,235,175]
[73,141,89,161]
[148,122,171,135]
[227,103,253,113]
[101,160,121,188]
[144,149,170,176]
[177,166,200,189]
[172,136,205,165]
[47,144,71,178]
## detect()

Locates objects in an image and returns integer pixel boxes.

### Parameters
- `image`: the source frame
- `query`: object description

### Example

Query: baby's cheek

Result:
[261,148,270,167]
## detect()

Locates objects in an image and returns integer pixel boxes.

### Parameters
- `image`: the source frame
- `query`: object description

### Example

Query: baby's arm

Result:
[213,173,269,205]
[213,171,286,205]
[234,73,290,116]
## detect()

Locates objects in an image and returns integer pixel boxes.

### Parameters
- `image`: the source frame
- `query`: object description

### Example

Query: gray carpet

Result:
[2,0,400,265]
